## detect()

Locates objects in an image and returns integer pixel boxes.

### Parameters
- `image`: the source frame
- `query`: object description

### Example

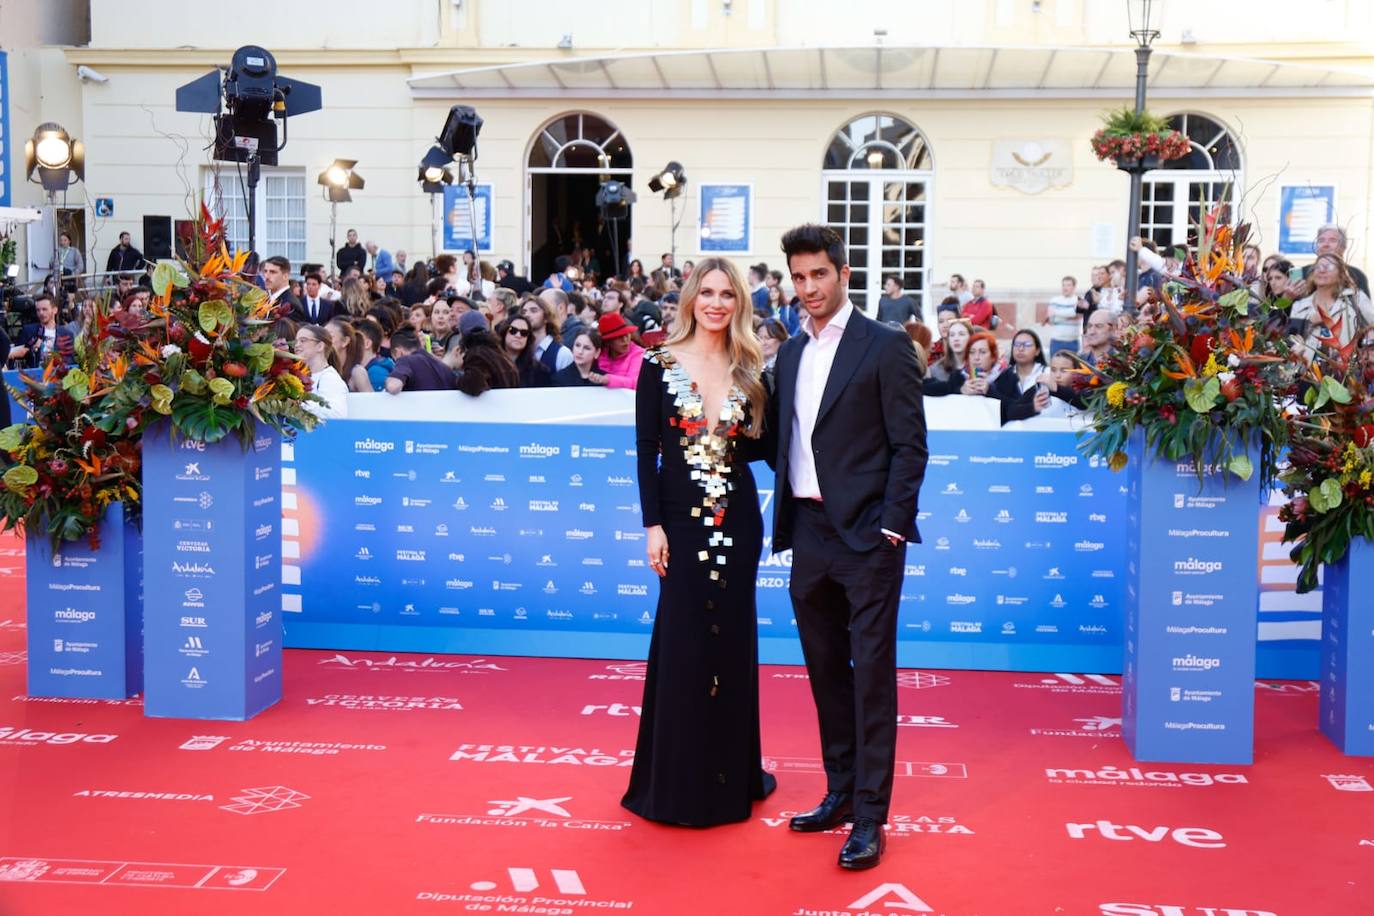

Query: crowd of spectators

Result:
[4,222,1366,429]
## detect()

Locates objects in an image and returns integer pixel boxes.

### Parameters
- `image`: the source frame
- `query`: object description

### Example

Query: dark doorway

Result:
[530,172,632,284]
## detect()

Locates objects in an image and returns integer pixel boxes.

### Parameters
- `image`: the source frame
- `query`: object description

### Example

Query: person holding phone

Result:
[959,331,1001,396]
[989,329,1053,424]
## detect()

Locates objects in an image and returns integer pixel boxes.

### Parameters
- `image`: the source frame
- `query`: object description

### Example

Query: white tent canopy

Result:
[408,44,1374,100]
[0,206,44,234]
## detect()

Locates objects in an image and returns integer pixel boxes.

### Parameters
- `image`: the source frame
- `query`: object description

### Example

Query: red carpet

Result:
[0,535,1370,915]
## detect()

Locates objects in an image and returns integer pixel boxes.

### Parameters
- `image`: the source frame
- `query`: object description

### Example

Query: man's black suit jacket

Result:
[768,309,928,554]
[290,296,346,325]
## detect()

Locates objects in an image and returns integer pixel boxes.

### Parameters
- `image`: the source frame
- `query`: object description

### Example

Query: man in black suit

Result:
[260,256,302,318]
[292,272,344,325]
[768,224,927,871]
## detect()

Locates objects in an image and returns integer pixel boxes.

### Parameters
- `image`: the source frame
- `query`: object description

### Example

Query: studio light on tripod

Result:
[648,161,686,199]
[25,123,85,192]
[318,158,363,203]
[418,144,455,193]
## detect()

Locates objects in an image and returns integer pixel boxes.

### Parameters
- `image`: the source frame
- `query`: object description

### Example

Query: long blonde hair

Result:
[666,257,766,438]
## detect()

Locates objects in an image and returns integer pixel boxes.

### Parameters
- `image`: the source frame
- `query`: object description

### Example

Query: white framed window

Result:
[202,166,307,265]
[821,113,934,313]
[1140,113,1243,253]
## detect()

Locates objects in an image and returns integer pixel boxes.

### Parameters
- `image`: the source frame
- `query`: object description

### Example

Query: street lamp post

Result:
[1123,0,1161,310]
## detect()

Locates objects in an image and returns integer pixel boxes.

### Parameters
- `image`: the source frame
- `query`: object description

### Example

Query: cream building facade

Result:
[4,0,1373,313]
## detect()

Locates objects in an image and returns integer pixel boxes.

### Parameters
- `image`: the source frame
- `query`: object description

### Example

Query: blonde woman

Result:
[622,256,776,827]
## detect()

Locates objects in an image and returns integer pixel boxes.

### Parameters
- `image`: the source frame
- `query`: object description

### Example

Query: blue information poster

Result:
[442,183,493,253]
[1278,185,1336,256]
[698,184,752,254]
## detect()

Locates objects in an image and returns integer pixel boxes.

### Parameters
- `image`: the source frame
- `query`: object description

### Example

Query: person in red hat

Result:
[596,312,645,389]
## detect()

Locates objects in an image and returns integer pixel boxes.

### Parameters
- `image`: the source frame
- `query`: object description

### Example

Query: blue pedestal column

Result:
[1319,538,1374,756]
[1122,435,1261,764]
[25,502,143,699]
[141,424,282,720]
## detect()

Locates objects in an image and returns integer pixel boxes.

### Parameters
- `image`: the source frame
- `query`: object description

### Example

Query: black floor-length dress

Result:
[621,346,777,826]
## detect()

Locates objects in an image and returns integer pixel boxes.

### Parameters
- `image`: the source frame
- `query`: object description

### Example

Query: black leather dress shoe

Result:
[788,791,853,832]
[838,816,885,869]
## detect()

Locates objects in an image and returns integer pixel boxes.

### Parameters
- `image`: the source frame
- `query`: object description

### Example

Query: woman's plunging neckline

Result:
[663,346,742,432]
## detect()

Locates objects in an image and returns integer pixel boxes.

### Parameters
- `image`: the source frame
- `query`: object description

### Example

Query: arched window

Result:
[525,112,634,281]
[527,112,632,171]
[822,114,934,312]
[1140,113,1243,251]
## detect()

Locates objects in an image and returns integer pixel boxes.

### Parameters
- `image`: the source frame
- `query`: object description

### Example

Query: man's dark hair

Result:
[780,224,846,273]
[34,292,56,310]
[390,327,421,353]
[427,277,450,297]
[301,262,323,276]
[884,274,902,287]
[950,273,966,285]
[554,255,571,273]
[769,270,783,284]
[305,272,324,285]
[263,255,291,273]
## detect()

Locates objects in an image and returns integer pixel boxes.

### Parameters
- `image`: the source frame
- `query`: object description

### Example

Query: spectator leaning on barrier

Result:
[456,312,519,396]
[595,313,644,389]
[522,296,573,383]
[354,320,393,392]
[553,328,608,387]
[294,324,350,420]
[989,329,1053,424]
[924,318,974,396]
[386,327,457,393]
[960,331,1002,398]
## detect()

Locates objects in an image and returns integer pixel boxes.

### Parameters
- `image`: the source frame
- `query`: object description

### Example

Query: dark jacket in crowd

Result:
[499,273,533,296]
[552,364,598,387]
[336,243,367,276]
[289,295,347,325]
[105,243,145,274]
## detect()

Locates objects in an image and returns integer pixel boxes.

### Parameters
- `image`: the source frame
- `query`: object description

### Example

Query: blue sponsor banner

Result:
[1319,538,1374,756]
[282,421,1133,672]
[1122,436,1261,764]
[441,183,493,253]
[142,425,282,720]
[25,502,142,699]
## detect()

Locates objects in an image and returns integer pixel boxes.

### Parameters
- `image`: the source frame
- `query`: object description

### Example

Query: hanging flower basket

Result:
[1090,107,1191,168]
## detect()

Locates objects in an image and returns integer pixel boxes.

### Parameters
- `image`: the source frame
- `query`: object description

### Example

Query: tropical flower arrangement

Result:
[0,307,144,547]
[1277,309,1374,592]
[1077,214,1297,486]
[1090,108,1191,165]
[120,204,324,445]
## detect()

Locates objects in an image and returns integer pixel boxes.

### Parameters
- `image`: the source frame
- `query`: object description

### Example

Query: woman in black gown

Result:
[622,257,777,826]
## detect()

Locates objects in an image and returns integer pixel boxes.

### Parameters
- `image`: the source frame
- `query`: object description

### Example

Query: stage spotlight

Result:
[25,123,85,192]
[437,105,484,159]
[418,145,455,193]
[648,161,686,200]
[318,158,363,204]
